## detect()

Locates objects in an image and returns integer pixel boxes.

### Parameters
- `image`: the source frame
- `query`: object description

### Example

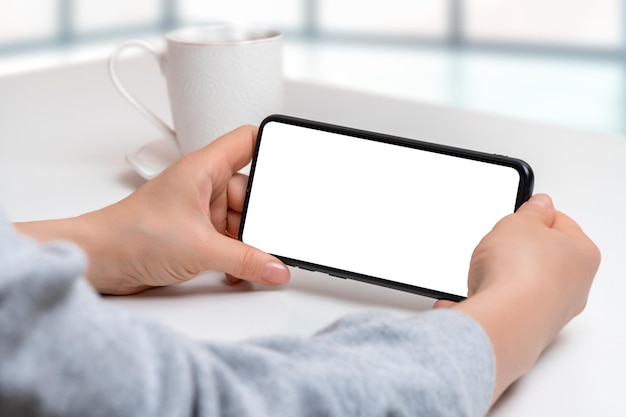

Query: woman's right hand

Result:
[451,194,600,404]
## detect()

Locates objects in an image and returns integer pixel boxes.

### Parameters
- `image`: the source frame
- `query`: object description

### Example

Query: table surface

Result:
[1,54,626,416]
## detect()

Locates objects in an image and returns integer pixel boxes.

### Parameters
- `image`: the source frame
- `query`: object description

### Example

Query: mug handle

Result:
[108,40,178,147]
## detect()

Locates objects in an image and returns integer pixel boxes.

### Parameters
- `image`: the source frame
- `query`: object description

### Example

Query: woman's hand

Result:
[16,126,290,294]
[442,194,600,403]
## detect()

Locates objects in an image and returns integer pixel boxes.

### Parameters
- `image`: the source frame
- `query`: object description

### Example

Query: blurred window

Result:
[0,0,623,55]
[177,0,304,29]
[464,0,622,49]
[318,1,450,38]
[0,0,58,44]
[73,0,162,35]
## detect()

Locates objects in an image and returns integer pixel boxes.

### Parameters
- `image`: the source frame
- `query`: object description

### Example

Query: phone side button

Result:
[297,265,316,272]
[329,273,347,280]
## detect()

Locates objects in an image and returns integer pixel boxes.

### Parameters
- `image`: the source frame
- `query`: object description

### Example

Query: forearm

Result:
[4,210,496,416]
[195,310,495,417]
[3,285,495,417]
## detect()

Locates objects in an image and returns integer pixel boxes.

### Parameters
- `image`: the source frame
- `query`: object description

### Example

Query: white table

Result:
[1,54,626,416]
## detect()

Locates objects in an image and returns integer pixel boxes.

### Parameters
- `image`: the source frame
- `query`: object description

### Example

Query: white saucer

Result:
[126,138,179,180]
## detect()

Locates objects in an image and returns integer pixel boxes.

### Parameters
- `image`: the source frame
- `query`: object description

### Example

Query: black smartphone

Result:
[239,115,534,301]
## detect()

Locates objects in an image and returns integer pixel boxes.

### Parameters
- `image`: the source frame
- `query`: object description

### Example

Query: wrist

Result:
[76,206,151,295]
[15,208,149,295]
[453,285,560,403]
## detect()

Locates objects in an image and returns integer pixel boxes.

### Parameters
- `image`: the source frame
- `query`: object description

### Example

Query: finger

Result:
[515,193,556,228]
[525,193,554,210]
[227,172,249,213]
[202,125,259,174]
[523,194,587,239]
[551,210,601,269]
[210,189,228,234]
[225,274,242,284]
[226,209,242,238]
[206,234,290,286]
[433,300,458,309]
[552,210,585,235]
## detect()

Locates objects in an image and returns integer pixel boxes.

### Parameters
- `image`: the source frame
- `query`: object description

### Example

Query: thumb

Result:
[207,234,290,286]
[516,193,556,227]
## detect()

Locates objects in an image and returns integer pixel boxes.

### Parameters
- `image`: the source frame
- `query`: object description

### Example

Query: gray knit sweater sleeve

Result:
[0,215,494,417]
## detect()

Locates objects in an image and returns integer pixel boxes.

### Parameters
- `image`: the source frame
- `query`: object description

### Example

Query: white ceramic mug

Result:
[109,26,283,155]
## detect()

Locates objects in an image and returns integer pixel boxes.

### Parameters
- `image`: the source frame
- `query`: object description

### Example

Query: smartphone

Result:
[239,115,534,301]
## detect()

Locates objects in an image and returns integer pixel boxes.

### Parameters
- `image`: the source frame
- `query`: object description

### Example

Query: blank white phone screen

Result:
[242,121,521,298]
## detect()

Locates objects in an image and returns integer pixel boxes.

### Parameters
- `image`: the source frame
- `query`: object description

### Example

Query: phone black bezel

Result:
[239,114,534,302]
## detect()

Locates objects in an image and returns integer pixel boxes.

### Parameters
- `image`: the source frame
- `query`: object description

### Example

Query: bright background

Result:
[1,0,624,135]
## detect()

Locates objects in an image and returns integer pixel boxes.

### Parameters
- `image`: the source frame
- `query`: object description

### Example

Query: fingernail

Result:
[527,194,553,209]
[261,262,290,285]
